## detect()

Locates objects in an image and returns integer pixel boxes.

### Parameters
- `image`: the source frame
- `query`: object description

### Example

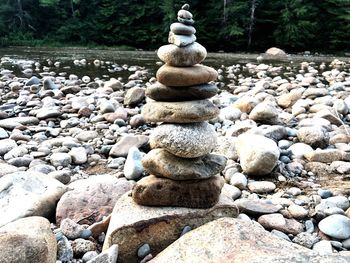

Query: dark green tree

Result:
[273,0,317,50]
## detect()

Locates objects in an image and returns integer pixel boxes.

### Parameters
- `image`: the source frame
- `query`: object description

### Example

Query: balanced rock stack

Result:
[132,4,226,208]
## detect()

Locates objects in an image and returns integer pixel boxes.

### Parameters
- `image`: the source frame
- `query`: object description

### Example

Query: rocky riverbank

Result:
[1,52,350,262]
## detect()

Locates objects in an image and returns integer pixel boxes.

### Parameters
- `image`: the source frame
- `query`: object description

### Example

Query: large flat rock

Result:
[151,217,349,263]
[103,185,238,263]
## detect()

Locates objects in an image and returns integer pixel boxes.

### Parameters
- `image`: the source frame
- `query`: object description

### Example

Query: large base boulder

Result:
[152,217,349,263]
[103,185,238,263]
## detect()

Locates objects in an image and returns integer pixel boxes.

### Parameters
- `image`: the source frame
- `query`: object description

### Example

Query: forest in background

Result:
[0,0,349,53]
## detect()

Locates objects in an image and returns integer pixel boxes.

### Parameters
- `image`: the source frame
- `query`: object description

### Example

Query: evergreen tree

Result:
[273,0,317,50]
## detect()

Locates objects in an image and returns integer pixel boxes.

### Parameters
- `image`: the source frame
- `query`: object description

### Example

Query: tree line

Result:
[0,0,349,53]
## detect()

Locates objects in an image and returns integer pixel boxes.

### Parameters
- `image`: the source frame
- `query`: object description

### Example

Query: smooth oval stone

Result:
[146,82,218,101]
[178,9,193,19]
[150,122,217,158]
[142,99,219,123]
[168,32,196,47]
[132,174,225,208]
[157,42,206,67]
[170,22,196,35]
[142,149,227,180]
[156,64,217,87]
[319,214,350,239]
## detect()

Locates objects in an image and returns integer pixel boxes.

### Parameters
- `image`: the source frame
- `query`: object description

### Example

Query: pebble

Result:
[180,225,192,236]
[57,236,74,262]
[229,173,247,189]
[247,181,276,193]
[292,232,320,248]
[318,189,333,199]
[288,204,308,219]
[271,229,291,241]
[60,218,86,240]
[138,243,151,258]
[123,146,144,180]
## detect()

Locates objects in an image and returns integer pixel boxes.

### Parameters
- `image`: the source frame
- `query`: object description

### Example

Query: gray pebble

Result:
[180,225,192,236]
[80,229,92,239]
[318,189,333,199]
[57,236,74,262]
[271,229,291,241]
[305,220,315,233]
[138,243,151,258]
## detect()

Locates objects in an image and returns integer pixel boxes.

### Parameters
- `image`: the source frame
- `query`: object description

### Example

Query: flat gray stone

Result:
[170,22,196,35]
[168,32,196,47]
[234,199,281,216]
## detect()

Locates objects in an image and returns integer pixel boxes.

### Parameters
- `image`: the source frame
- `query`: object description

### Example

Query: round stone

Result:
[157,42,206,67]
[150,122,217,158]
[146,82,218,102]
[156,64,217,87]
[178,9,193,19]
[288,204,309,219]
[319,214,350,239]
[170,22,196,35]
[142,99,219,123]
[142,149,226,180]
[50,153,72,167]
[229,173,247,190]
[236,134,280,176]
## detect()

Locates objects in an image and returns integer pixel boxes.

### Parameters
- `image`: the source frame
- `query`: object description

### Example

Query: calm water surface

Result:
[0,47,348,84]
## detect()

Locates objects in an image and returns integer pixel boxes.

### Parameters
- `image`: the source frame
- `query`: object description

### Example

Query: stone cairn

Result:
[131,4,227,208]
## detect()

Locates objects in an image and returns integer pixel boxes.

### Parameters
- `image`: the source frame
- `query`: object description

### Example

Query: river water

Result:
[0,46,348,84]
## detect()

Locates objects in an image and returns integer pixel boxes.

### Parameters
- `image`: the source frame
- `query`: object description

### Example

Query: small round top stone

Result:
[182,4,190,10]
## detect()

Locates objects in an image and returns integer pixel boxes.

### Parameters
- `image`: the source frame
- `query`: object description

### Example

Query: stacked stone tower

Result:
[131,4,227,208]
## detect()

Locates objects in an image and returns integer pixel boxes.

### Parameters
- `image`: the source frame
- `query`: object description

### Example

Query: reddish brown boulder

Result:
[56,175,134,225]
